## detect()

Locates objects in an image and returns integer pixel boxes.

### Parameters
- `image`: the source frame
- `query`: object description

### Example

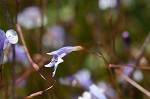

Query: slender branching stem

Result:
[16,24,46,80]
[117,70,150,98]
[109,64,150,70]
[82,47,122,97]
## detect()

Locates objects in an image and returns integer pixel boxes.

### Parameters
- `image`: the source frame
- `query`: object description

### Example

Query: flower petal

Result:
[6,29,18,44]
[44,62,54,67]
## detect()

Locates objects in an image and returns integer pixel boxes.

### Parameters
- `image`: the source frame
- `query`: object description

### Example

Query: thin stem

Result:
[0,0,12,28]
[16,24,46,80]
[12,45,16,99]
[123,32,150,95]
[135,32,150,65]
[25,80,56,98]
[16,56,47,85]
[109,64,150,70]
[15,0,19,24]
[117,70,150,98]
[39,0,45,53]
[0,64,2,88]
[82,47,122,97]
[0,0,16,98]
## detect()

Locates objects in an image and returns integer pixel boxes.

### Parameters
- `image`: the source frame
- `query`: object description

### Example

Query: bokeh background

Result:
[0,0,150,99]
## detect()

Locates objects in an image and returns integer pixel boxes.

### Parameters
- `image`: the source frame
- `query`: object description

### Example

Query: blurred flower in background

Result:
[118,62,135,83]
[98,0,117,10]
[42,25,65,49]
[78,84,108,99]
[97,81,116,99]
[17,6,47,29]
[133,69,143,82]
[122,31,131,50]
[78,91,91,99]
[8,44,29,66]
[118,62,143,83]
[59,69,93,90]
[89,84,107,99]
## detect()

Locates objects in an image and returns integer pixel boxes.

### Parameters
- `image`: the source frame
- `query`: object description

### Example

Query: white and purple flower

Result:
[45,46,83,77]
[0,29,18,64]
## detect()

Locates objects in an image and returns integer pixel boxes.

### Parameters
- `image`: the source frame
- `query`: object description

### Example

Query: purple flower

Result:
[8,44,29,66]
[42,25,65,49]
[59,69,93,90]
[118,62,135,83]
[0,30,6,64]
[0,29,18,64]
[45,46,83,77]
[74,69,93,89]
[98,81,116,99]
[78,84,108,99]
[89,84,107,99]
[122,31,131,49]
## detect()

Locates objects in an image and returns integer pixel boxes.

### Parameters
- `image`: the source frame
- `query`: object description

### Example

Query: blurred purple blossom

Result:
[78,84,108,99]
[18,79,27,88]
[122,31,131,49]
[74,69,93,90]
[118,62,135,83]
[98,81,116,99]
[45,46,83,77]
[18,6,47,29]
[59,69,93,90]
[8,44,29,66]
[42,26,65,49]
[89,84,107,99]
[123,62,135,76]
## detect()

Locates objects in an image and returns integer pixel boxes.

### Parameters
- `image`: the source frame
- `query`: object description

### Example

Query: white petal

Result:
[82,91,92,99]
[57,57,64,64]
[6,29,18,44]
[47,52,53,55]
[44,63,54,67]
